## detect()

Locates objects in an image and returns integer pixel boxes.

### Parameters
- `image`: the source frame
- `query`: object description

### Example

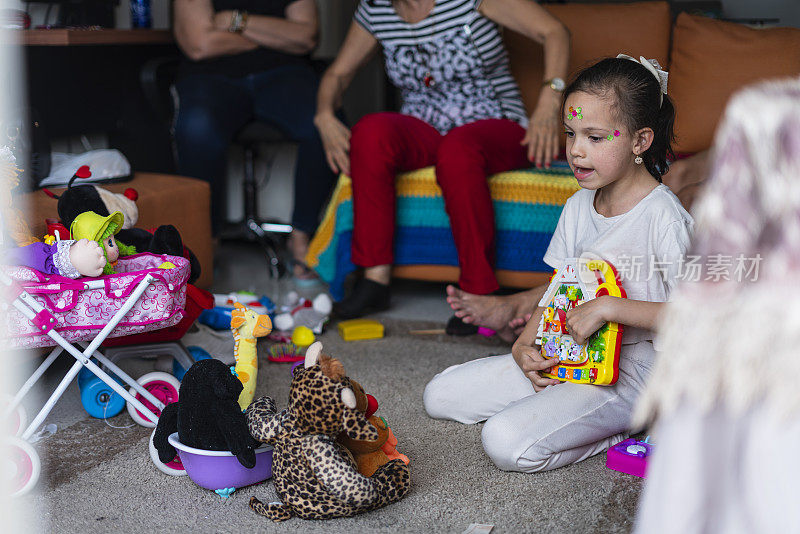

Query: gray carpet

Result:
[23,318,642,533]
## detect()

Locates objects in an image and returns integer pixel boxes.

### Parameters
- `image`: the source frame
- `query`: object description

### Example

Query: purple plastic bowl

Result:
[167,432,272,491]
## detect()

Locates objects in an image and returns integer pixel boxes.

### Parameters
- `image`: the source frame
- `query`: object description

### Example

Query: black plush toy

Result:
[153,358,258,468]
[43,166,201,283]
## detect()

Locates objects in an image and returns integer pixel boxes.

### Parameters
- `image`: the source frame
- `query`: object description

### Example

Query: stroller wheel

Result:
[2,436,41,497]
[127,372,181,428]
[1,395,28,437]
[79,376,126,420]
[149,430,186,476]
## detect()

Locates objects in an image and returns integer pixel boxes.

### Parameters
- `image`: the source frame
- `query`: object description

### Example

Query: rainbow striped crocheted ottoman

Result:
[306,164,579,300]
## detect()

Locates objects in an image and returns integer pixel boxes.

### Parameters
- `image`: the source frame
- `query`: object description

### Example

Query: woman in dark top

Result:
[172,0,336,282]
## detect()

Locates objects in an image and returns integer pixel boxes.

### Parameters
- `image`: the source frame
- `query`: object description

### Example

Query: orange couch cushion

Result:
[670,13,800,153]
[505,1,671,118]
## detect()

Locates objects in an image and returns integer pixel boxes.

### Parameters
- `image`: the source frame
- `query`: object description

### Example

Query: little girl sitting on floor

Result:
[424,56,693,472]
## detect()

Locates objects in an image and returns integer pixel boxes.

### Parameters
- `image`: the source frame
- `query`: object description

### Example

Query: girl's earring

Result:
[634,155,643,165]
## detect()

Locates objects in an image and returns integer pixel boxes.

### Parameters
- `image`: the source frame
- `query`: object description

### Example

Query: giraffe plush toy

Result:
[230,302,272,411]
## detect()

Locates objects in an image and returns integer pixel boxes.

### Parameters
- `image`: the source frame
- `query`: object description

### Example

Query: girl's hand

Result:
[314,113,351,175]
[521,93,561,168]
[565,296,615,345]
[512,342,561,392]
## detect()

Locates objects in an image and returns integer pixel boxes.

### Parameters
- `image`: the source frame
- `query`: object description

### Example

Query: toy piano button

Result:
[589,368,598,380]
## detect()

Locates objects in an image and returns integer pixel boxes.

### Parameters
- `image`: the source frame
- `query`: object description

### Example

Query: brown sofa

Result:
[507,1,800,155]
[389,1,800,287]
[19,173,214,289]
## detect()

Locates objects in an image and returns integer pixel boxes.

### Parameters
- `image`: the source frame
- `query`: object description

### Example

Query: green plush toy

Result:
[69,211,136,274]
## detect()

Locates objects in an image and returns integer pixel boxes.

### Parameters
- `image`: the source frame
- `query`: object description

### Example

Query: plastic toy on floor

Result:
[535,257,627,386]
[230,303,272,411]
[245,342,411,522]
[272,292,332,335]
[152,359,267,487]
[198,292,275,330]
[606,437,652,478]
[338,319,384,341]
[266,326,315,363]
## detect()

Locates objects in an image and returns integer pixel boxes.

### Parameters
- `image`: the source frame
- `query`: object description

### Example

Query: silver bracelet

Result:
[228,10,243,33]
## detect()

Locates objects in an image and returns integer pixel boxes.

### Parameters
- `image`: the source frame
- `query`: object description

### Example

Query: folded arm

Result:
[174,0,318,61]
[213,0,319,55]
[174,0,257,60]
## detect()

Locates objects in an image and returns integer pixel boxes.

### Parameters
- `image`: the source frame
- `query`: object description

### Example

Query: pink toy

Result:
[606,437,652,478]
[1,253,189,496]
[477,326,495,337]
[267,343,304,363]
[2,253,188,348]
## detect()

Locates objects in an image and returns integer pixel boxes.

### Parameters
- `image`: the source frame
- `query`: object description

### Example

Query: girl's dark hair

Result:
[562,57,675,181]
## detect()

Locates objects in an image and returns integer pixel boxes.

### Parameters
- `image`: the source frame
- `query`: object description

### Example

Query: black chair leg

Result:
[242,143,282,279]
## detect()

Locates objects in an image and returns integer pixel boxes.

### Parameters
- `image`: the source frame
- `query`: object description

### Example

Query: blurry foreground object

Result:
[634,77,800,534]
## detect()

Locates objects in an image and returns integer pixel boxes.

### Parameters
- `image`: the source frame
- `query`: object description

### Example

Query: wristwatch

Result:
[228,10,249,33]
[543,77,565,92]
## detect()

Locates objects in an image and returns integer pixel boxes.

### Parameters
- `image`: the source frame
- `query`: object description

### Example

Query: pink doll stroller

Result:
[1,252,192,497]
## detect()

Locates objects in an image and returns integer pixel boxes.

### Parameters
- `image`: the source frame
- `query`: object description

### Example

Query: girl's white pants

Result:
[423,341,655,472]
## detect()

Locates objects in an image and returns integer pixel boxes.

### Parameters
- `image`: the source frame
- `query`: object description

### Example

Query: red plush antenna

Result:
[365,394,379,418]
[66,165,92,189]
[124,188,139,201]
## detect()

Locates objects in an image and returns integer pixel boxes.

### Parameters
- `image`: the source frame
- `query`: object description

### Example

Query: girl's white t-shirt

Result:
[542,184,694,345]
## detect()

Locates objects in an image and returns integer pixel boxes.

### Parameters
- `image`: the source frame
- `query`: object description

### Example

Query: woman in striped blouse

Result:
[315,0,569,324]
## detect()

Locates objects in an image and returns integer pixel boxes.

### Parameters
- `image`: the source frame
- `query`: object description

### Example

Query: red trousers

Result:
[349,112,530,295]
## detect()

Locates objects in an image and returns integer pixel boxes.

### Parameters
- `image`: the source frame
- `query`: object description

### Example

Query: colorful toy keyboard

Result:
[535,257,626,386]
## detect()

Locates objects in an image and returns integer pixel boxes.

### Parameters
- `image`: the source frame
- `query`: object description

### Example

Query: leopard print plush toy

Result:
[246,341,411,521]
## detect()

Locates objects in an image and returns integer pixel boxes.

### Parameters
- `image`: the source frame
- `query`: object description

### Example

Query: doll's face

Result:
[103,236,119,262]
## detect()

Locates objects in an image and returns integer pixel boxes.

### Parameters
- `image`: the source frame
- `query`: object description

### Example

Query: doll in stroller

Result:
[1,240,211,496]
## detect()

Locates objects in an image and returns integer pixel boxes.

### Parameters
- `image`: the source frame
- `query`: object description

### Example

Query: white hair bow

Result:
[616,54,669,106]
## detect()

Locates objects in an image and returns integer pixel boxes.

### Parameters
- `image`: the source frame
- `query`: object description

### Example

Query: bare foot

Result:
[287,230,318,280]
[446,285,533,342]
[507,313,533,338]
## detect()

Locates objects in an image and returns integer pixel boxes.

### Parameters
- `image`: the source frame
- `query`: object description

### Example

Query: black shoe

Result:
[445,315,479,336]
[333,278,390,319]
